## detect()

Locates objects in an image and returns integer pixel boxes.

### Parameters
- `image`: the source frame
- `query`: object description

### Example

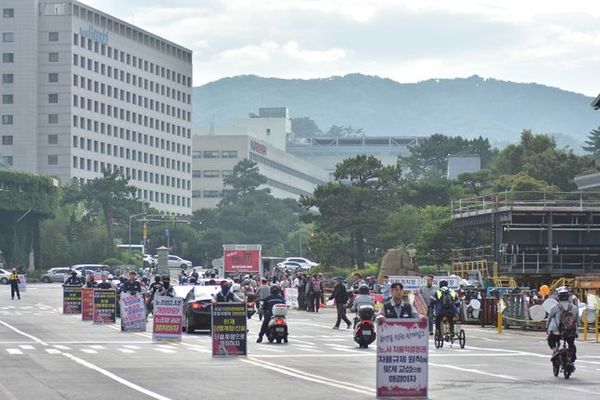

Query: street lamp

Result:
[128,212,147,256]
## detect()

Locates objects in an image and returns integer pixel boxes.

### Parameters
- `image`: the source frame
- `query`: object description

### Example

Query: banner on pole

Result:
[93,289,116,323]
[120,293,147,332]
[63,286,82,314]
[376,319,428,399]
[81,288,94,321]
[211,302,247,356]
[152,296,183,341]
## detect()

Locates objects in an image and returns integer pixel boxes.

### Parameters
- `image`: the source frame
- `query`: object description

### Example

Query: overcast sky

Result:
[84,0,600,96]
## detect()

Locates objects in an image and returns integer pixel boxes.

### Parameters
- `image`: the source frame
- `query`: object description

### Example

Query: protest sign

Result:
[93,289,116,323]
[376,319,428,399]
[388,276,422,290]
[152,296,183,341]
[17,274,26,292]
[120,293,146,332]
[81,288,94,321]
[63,286,82,314]
[429,276,460,289]
[212,302,247,356]
[284,288,298,309]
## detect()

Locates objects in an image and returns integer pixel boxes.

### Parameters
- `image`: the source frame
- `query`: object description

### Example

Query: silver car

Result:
[0,268,12,284]
[41,268,73,283]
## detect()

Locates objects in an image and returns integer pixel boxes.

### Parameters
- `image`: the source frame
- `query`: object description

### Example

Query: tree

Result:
[325,125,364,138]
[78,170,140,252]
[582,126,600,155]
[220,159,268,206]
[291,117,322,138]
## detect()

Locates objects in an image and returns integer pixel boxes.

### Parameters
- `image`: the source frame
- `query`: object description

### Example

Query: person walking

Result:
[329,276,351,329]
[8,268,20,300]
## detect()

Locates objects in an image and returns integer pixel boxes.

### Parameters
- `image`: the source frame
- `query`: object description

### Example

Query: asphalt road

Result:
[1,284,600,400]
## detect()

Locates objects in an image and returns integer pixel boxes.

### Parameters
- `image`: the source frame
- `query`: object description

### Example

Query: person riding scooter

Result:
[351,285,375,326]
[256,285,286,343]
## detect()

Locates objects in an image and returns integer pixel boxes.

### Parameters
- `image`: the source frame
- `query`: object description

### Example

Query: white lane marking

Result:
[6,349,23,355]
[90,345,105,349]
[119,349,135,354]
[46,349,62,354]
[154,348,176,354]
[429,362,521,381]
[54,345,71,350]
[181,343,211,353]
[254,346,286,352]
[286,339,317,346]
[81,349,97,354]
[18,345,34,350]
[62,353,173,400]
[124,345,141,349]
[0,319,48,346]
[242,358,373,396]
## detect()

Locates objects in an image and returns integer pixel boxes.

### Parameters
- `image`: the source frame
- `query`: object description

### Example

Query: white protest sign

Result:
[152,296,183,341]
[376,319,428,399]
[284,288,298,308]
[17,274,26,292]
[388,276,422,290]
[120,293,146,332]
[429,276,460,290]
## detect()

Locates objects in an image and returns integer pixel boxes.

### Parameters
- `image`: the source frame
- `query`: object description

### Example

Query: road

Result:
[1,283,600,399]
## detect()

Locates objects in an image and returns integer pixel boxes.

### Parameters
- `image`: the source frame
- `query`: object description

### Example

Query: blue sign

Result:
[165,228,170,237]
[80,25,109,45]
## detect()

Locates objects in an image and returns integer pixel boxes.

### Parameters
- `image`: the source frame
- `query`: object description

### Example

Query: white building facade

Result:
[192,135,329,209]
[0,0,193,214]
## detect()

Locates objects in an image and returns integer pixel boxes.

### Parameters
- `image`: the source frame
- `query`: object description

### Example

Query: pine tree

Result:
[583,127,600,155]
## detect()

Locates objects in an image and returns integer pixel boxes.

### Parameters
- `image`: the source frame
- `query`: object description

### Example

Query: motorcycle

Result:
[257,299,264,321]
[246,293,256,319]
[266,304,289,344]
[552,337,576,379]
[353,305,376,349]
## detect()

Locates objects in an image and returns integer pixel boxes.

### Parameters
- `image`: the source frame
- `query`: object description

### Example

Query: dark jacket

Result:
[263,294,285,317]
[64,276,83,286]
[329,283,349,304]
[121,280,142,294]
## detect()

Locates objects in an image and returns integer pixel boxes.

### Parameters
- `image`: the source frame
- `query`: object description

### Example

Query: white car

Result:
[166,255,192,269]
[278,257,318,270]
[0,268,12,284]
[143,254,157,268]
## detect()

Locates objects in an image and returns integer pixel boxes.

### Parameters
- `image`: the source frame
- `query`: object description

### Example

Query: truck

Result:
[222,244,262,278]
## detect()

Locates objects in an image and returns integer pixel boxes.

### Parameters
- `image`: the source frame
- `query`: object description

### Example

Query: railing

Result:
[451,191,600,217]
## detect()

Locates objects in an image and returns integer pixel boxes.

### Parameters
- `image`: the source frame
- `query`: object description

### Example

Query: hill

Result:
[192,74,598,147]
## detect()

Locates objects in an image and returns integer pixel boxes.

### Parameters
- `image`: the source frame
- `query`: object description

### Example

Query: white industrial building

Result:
[0,0,193,214]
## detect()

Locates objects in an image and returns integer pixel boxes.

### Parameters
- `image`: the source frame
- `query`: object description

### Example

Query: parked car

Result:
[179,285,221,333]
[41,268,74,283]
[0,268,11,284]
[153,255,192,269]
[282,257,319,268]
[143,254,157,268]
[70,264,111,274]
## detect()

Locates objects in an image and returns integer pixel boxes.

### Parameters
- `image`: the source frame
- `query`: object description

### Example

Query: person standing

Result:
[381,276,391,301]
[8,268,20,300]
[329,276,351,329]
[376,282,422,323]
[297,273,307,311]
[419,275,437,335]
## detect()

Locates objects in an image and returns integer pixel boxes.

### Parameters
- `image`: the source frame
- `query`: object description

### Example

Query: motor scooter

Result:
[353,305,376,348]
[266,304,289,344]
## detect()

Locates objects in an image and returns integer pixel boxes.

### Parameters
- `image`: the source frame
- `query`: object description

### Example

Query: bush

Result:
[101,257,122,266]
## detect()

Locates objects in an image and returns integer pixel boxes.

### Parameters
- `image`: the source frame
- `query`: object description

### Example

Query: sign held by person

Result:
[63,286,82,314]
[93,289,116,323]
[120,293,146,332]
[152,296,183,341]
[212,302,247,356]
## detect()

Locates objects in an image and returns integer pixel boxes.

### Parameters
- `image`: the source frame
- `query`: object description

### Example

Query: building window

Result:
[222,170,233,177]
[221,150,238,159]
[203,170,220,178]
[2,53,14,63]
[2,135,13,145]
[4,156,13,166]
[2,32,14,43]
[48,94,58,103]
[48,52,59,62]
[48,134,58,144]
[48,114,58,124]
[3,9,14,18]
[203,190,221,198]
[2,115,13,125]
[48,155,58,165]
[266,128,271,136]
[49,32,59,42]
[192,190,202,198]
[2,94,13,104]
[2,73,13,84]
[203,150,220,158]
[48,73,59,83]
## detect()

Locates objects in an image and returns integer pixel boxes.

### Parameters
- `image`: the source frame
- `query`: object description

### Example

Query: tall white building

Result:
[0,0,193,214]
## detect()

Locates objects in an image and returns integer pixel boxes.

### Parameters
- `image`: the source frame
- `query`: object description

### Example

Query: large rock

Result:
[378,247,418,282]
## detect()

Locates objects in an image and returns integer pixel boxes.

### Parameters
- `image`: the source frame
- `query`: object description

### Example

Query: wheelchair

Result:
[434,314,466,349]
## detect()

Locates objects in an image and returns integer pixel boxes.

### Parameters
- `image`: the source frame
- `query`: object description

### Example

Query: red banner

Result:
[224,249,260,273]
[81,288,94,321]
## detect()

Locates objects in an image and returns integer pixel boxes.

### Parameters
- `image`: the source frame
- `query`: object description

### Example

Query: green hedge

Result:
[0,171,59,216]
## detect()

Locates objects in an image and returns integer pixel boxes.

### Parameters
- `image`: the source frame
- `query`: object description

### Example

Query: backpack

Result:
[441,291,454,310]
[558,303,577,337]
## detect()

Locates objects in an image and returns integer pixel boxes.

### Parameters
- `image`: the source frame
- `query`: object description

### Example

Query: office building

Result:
[0,0,193,214]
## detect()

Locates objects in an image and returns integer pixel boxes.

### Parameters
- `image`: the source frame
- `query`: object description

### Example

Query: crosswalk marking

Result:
[124,345,141,349]
[81,349,97,354]
[54,345,71,350]
[46,349,62,354]
[19,345,35,350]
[7,348,23,355]
[90,345,105,349]
[155,348,176,354]
[119,349,135,353]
